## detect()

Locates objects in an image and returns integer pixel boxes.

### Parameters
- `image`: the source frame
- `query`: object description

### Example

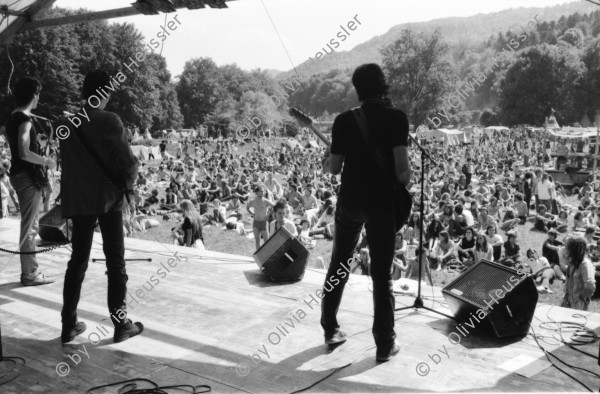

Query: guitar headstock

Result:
[289,107,313,128]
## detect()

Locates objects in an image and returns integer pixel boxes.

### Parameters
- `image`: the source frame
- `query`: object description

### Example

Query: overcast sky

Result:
[53,0,580,77]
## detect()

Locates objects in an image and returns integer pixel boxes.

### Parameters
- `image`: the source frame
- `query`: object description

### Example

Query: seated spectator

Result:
[502,231,522,266]
[474,232,493,265]
[268,201,298,236]
[402,247,432,284]
[394,232,408,263]
[512,193,528,224]
[298,219,316,249]
[573,211,589,231]
[485,225,504,262]
[350,248,370,276]
[556,210,569,233]
[206,199,227,225]
[172,199,205,250]
[584,226,596,248]
[534,205,557,232]
[431,230,456,271]
[160,187,178,210]
[404,212,422,245]
[457,227,476,266]
[524,249,556,293]
[542,229,566,281]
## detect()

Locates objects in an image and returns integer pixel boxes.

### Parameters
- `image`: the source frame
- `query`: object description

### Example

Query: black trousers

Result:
[321,202,396,350]
[62,210,128,327]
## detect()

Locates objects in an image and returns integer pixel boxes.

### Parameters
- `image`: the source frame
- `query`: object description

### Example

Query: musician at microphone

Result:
[5,77,56,286]
[320,63,411,362]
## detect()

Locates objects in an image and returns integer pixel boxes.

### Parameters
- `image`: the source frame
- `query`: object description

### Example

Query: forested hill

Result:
[277,1,598,80]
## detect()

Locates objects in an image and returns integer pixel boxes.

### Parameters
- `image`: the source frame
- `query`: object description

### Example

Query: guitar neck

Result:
[306,124,331,147]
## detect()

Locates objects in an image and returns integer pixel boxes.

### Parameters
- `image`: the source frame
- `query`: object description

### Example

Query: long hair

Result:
[352,63,390,102]
[564,234,587,271]
[180,199,202,235]
[475,233,489,252]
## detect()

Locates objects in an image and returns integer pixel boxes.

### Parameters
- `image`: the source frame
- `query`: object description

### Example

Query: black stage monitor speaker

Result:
[39,205,71,243]
[442,260,538,338]
[253,226,309,281]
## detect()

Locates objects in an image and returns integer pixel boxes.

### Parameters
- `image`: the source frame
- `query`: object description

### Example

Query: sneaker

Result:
[376,340,401,362]
[325,330,347,346]
[61,322,87,343]
[21,273,55,286]
[114,319,144,343]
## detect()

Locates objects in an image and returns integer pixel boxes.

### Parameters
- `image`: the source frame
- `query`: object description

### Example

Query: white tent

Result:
[546,127,597,139]
[483,126,509,135]
[130,145,163,160]
[417,128,465,145]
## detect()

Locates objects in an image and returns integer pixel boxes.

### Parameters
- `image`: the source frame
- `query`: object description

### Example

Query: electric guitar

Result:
[31,116,55,191]
[288,107,412,231]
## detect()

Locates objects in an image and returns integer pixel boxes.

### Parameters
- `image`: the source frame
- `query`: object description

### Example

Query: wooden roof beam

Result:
[22,0,236,31]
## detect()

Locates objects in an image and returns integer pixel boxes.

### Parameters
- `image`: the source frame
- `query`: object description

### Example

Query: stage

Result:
[0,217,599,393]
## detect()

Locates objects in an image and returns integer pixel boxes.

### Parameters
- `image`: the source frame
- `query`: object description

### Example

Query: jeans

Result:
[62,210,128,327]
[9,172,42,281]
[321,203,396,351]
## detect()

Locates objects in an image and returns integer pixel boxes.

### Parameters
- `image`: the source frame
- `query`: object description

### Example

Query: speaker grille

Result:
[445,262,518,309]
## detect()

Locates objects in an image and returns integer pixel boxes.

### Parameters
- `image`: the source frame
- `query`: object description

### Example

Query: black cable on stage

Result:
[85,377,211,394]
[0,356,25,387]
[0,242,70,255]
[528,321,596,391]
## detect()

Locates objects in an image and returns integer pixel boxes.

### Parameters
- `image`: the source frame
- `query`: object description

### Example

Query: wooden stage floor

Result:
[0,217,599,393]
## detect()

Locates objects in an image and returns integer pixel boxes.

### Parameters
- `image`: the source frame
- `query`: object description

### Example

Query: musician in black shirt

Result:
[6,77,56,286]
[321,64,410,362]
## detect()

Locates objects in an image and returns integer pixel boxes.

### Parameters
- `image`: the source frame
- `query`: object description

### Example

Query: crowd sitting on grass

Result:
[0,126,598,310]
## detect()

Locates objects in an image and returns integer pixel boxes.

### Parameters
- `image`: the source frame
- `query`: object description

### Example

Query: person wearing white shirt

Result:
[537,173,552,212]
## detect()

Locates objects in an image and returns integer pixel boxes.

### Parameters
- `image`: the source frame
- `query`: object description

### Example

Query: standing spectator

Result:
[537,173,552,212]
[560,234,596,311]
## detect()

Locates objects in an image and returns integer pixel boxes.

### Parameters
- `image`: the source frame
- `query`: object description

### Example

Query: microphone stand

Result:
[395,133,454,320]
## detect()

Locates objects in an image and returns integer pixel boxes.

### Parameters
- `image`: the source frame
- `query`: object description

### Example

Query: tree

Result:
[381,29,457,126]
[497,44,586,126]
[480,109,499,127]
[176,58,221,128]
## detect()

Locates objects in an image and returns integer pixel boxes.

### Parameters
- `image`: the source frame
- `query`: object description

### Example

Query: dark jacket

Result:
[60,108,138,217]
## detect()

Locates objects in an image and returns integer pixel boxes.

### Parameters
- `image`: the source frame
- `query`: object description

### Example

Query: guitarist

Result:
[320,63,411,362]
[6,77,56,286]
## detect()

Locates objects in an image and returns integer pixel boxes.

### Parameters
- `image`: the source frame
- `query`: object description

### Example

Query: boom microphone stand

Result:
[395,133,454,320]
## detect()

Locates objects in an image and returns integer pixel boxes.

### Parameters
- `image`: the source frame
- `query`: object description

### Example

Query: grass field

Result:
[6,136,597,312]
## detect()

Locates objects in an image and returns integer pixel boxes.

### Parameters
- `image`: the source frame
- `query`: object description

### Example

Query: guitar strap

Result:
[351,107,396,186]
